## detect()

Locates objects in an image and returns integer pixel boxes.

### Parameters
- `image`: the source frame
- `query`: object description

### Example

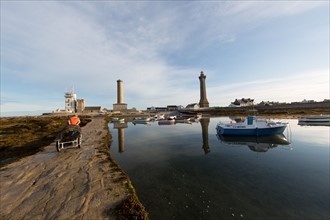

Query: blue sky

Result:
[1,1,329,116]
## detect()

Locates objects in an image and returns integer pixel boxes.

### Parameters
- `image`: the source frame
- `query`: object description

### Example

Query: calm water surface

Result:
[109,117,329,220]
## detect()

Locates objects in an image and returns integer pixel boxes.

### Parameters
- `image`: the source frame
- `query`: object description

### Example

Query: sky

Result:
[1,1,329,116]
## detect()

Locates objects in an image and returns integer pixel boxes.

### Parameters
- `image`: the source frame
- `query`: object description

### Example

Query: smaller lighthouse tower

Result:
[64,91,76,113]
[113,79,127,111]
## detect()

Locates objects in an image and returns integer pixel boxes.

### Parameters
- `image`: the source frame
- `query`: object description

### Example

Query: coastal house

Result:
[301,99,315,103]
[229,98,254,107]
[147,106,167,112]
[167,105,183,111]
[147,105,183,112]
[258,101,273,106]
[83,106,102,113]
[73,97,102,113]
[185,103,200,109]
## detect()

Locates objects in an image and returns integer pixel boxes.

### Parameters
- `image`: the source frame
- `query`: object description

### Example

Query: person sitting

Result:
[58,115,81,142]
[68,114,80,126]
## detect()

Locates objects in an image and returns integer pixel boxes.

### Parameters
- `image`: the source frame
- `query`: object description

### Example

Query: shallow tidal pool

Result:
[109,117,329,220]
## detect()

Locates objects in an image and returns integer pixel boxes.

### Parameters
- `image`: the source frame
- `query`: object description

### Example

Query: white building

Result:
[229,98,254,107]
[64,91,77,113]
[185,103,200,109]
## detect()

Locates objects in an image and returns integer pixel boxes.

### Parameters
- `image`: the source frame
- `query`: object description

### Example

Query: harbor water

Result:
[109,117,329,220]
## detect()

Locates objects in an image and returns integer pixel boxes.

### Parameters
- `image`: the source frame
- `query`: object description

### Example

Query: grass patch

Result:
[0,115,91,167]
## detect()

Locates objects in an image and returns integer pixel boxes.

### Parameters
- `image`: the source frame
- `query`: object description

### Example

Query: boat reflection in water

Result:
[217,134,291,152]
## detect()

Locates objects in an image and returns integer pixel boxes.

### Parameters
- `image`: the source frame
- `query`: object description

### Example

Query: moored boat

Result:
[154,114,165,120]
[216,116,287,136]
[298,115,330,123]
[298,121,330,127]
[132,117,151,124]
[174,116,192,123]
[158,118,175,125]
[111,118,125,123]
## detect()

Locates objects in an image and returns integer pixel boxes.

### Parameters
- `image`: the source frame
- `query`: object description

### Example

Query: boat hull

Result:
[217,134,290,145]
[298,116,330,123]
[158,119,175,125]
[216,125,286,136]
[298,121,330,126]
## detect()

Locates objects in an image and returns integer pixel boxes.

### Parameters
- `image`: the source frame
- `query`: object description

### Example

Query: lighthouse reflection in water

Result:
[109,117,329,220]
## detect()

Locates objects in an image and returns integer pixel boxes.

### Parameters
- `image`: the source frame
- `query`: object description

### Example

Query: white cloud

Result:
[214,1,326,18]
[209,69,330,106]
[1,1,328,114]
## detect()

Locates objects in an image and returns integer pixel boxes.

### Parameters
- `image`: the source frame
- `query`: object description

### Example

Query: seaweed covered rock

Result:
[116,195,149,220]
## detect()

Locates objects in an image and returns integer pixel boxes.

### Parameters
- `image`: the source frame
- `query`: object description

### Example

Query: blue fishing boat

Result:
[217,134,291,152]
[216,116,287,136]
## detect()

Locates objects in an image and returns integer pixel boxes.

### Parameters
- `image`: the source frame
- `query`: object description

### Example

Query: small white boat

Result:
[175,119,192,124]
[216,116,287,136]
[174,116,192,123]
[132,121,151,125]
[112,118,125,123]
[154,114,165,120]
[298,115,330,123]
[132,117,151,124]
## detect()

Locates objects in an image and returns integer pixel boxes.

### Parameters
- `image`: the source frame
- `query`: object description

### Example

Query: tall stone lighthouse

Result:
[113,79,127,111]
[199,71,209,107]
